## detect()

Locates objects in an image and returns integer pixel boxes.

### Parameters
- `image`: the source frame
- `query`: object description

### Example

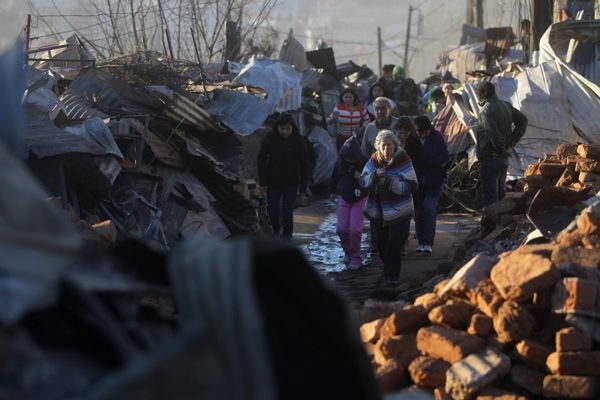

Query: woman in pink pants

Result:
[330,135,368,269]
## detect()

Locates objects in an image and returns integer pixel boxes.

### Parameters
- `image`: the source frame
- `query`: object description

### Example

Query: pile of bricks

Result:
[449,144,600,264]
[360,167,600,398]
[525,144,600,193]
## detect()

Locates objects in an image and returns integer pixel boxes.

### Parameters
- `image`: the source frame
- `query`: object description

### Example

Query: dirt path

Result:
[293,199,479,303]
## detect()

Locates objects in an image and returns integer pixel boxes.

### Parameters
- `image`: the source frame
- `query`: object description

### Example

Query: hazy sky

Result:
[25,0,530,81]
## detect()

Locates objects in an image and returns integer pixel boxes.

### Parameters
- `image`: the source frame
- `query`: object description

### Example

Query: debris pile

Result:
[22,32,353,248]
[360,160,600,398]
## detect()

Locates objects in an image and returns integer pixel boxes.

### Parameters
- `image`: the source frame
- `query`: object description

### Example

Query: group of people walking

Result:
[257,74,526,288]
[328,85,449,286]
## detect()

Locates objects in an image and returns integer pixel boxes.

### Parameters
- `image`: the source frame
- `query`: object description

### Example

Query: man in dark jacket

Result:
[412,116,449,254]
[475,81,528,207]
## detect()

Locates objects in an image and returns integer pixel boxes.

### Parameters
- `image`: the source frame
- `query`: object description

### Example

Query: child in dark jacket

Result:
[258,114,308,238]
[330,135,368,269]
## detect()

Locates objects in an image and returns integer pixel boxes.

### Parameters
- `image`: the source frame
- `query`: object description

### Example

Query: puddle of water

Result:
[298,212,373,274]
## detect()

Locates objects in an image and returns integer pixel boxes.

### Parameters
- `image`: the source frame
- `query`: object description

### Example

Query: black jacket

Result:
[258,131,309,191]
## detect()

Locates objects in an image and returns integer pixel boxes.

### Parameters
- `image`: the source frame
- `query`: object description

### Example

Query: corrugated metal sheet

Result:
[146,86,224,132]
[279,30,308,71]
[233,57,303,113]
[541,19,600,87]
[203,88,274,136]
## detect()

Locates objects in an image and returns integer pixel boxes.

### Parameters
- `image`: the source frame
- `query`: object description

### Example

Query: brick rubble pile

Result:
[360,144,600,399]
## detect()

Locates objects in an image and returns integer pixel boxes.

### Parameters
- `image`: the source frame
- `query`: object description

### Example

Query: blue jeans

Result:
[267,185,298,238]
[414,184,441,247]
[480,155,508,207]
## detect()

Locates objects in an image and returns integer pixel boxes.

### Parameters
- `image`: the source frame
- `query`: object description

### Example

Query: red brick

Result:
[543,375,599,398]
[376,359,406,393]
[493,301,536,344]
[514,339,553,370]
[556,228,584,247]
[379,305,428,339]
[467,313,493,337]
[577,144,600,161]
[408,356,450,388]
[546,351,600,375]
[510,365,544,395]
[416,326,485,364]
[434,387,451,400]
[476,279,504,318]
[373,334,419,367]
[556,143,579,160]
[576,205,600,236]
[360,318,385,343]
[538,162,565,179]
[428,300,474,329]
[491,252,559,302]
[552,278,600,318]
[556,327,592,352]
[414,292,443,311]
[476,387,527,399]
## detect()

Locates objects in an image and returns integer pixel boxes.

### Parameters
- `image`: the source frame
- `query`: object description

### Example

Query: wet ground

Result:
[293,199,479,303]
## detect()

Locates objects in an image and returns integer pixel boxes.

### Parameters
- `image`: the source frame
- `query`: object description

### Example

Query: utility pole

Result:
[403,5,413,72]
[466,0,483,28]
[531,0,553,52]
[23,14,31,64]
[377,27,382,75]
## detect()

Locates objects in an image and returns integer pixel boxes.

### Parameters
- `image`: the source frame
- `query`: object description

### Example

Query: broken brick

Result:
[546,351,600,375]
[475,279,504,318]
[416,325,485,364]
[552,245,600,270]
[491,251,559,302]
[373,334,419,367]
[444,348,511,400]
[493,301,536,344]
[556,228,584,247]
[376,359,406,393]
[510,365,544,395]
[379,305,428,339]
[360,318,385,343]
[556,327,593,352]
[556,143,579,160]
[538,162,566,179]
[514,339,553,370]
[552,278,600,318]
[414,292,443,311]
[543,375,599,399]
[428,300,474,329]
[476,386,527,399]
[408,356,450,388]
[577,144,600,161]
[576,205,600,236]
[467,313,493,337]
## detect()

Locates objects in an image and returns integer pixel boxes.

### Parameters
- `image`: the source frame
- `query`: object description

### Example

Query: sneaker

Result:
[422,245,432,254]
[416,244,425,253]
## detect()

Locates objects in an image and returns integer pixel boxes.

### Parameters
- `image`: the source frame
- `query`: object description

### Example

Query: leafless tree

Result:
[28,0,280,62]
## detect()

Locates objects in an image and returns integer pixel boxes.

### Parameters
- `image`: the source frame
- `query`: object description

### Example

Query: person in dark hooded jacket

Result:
[258,114,309,238]
[330,135,368,269]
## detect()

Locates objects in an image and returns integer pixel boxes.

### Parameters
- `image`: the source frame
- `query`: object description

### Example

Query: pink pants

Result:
[336,197,367,265]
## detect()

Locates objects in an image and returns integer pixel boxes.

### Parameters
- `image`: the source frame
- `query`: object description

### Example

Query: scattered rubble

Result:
[359,141,600,397]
